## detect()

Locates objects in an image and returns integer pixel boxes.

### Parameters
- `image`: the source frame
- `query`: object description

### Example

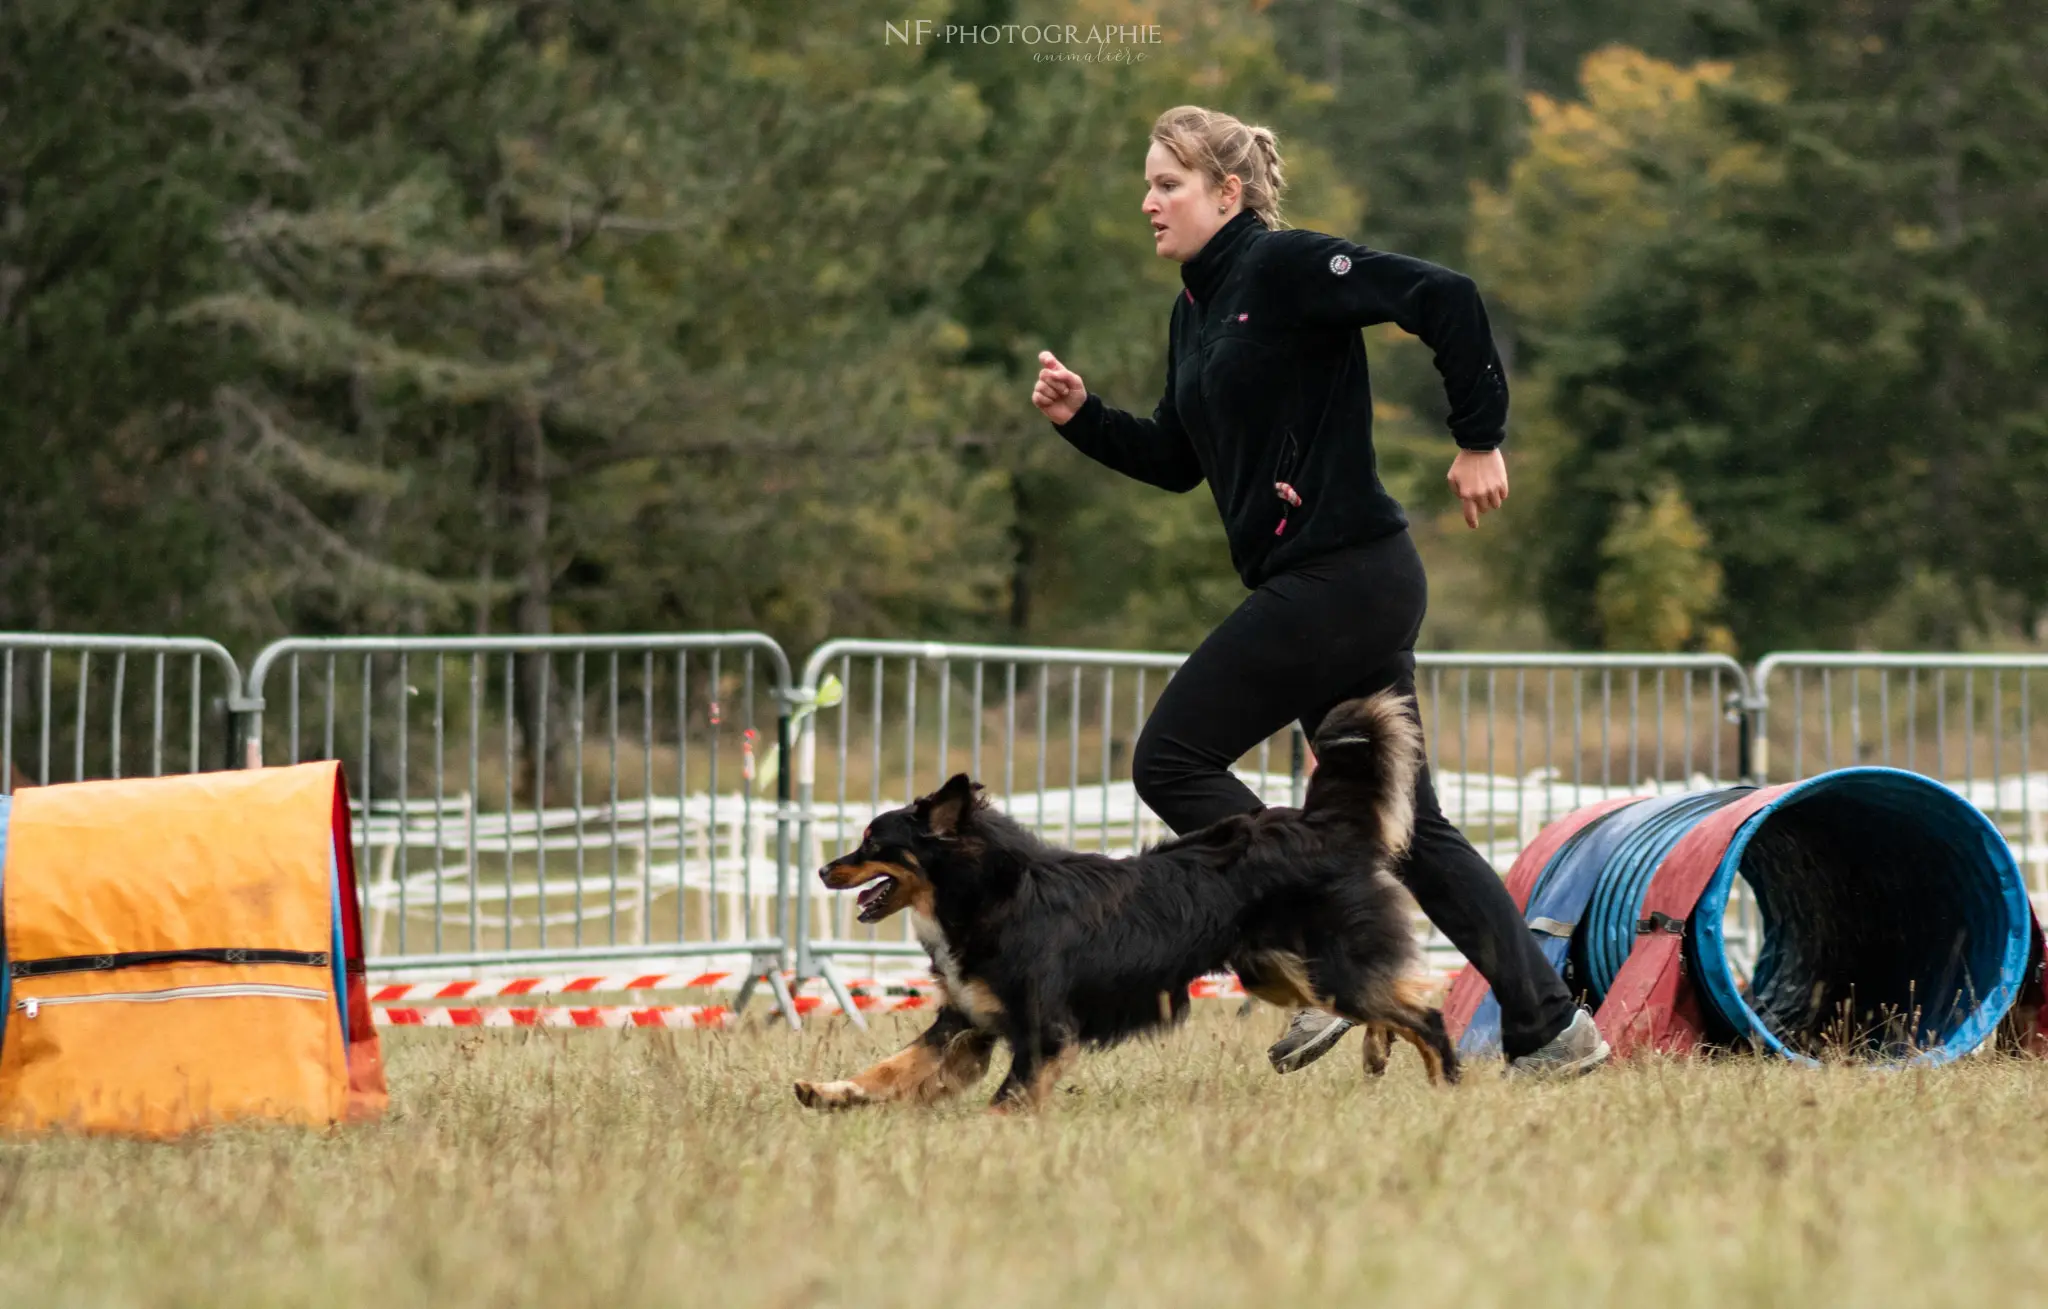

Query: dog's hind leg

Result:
[1382,1010,1458,1086]
[1339,975,1461,1086]
[795,1006,996,1110]
[1232,949,1322,1012]
[1360,1023,1393,1077]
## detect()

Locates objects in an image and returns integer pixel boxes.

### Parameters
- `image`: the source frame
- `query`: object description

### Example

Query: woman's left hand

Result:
[1447,449,1508,529]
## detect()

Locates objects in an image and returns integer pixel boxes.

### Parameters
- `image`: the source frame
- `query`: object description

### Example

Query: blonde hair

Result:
[1150,105,1287,228]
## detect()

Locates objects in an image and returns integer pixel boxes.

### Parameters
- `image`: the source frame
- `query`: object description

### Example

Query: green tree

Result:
[0,2,246,635]
[1594,480,1734,653]
[1729,0,2048,640]
[886,0,1360,651]
[1475,9,2048,652]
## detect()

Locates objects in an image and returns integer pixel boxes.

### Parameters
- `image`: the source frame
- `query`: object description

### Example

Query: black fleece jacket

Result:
[1051,210,1509,588]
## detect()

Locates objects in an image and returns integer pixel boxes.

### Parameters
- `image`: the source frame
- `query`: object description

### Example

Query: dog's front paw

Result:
[794,1079,869,1110]
[987,1089,1042,1117]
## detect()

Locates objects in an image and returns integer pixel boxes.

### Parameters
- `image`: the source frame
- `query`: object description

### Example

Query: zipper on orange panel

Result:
[17,983,327,1018]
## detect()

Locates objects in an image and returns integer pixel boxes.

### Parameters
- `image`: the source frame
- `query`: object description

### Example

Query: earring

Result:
[1218,205,1227,214]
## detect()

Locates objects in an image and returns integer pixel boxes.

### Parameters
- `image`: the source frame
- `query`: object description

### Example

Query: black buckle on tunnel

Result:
[1636,911,1685,936]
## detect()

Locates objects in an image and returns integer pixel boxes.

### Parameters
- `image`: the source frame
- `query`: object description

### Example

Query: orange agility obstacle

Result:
[0,761,386,1137]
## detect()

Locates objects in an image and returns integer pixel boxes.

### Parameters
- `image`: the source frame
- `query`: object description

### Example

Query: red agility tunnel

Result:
[1448,768,2039,1066]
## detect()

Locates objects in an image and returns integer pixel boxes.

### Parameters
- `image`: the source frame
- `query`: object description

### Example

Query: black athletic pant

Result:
[1130,528,1576,1059]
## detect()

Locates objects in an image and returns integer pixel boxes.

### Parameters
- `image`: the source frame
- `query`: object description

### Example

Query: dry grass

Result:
[4,1008,2048,1308]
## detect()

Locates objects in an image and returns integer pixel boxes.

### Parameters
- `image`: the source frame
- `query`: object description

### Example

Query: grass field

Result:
[4,1008,2047,1309]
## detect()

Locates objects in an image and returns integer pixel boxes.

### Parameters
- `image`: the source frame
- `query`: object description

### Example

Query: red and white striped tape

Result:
[369,972,1254,1005]
[369,970,1450,1031]
[370,971,742,1002]
[377,1004,737,1030]
[373,988,942,1029]
[367,975,1262,1028]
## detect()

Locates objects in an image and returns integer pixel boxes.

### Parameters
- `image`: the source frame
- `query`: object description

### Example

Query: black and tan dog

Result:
[793,689,1456,1113]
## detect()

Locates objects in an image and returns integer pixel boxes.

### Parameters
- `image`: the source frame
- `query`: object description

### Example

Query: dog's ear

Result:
[916,772,984,838]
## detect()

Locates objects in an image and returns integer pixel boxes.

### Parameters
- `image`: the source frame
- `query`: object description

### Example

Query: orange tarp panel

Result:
[0,762,384,1138]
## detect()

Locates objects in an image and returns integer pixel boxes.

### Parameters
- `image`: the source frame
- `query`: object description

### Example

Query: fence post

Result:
[785,655,867,1029]
[1289,725,1307,807]
[231,688,266,769]
[792,692,817,984]
[773,688,796,979]
[1731,689,1754,786]
[1741,689,1769,787]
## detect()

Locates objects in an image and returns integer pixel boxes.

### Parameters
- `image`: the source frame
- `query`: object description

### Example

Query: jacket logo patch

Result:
[1329,254,1352,276]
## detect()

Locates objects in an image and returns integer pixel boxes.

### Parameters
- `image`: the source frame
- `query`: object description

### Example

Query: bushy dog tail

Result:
[1300,689,1423,858]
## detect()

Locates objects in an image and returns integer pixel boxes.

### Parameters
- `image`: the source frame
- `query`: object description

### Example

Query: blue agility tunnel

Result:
[1457,767,2032,1065]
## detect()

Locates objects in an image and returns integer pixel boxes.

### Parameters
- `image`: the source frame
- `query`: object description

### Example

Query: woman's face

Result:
[1143,141,1237,263]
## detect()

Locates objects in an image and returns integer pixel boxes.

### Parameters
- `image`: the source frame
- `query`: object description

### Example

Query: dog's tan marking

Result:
[938,1029,998,1091]
[1361,1024,1393,1077]
[1238,950,1327,1012]
[819,858,906,890]
[1386,1025,1448,1085]
[956,978,1005,1022]
[892,854,937,919]
[1343,973,1457,1085]
[1392,973,1444,1011]
[822,854,936,923]
[991,1047,1077,1115]
[793,1026,996,1111]
[1027,1047,1076,1108]
[794,1039,942,1110]
[792,1078,870,1110]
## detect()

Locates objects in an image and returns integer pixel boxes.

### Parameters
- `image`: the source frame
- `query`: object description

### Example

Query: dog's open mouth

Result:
[855,876,898,923]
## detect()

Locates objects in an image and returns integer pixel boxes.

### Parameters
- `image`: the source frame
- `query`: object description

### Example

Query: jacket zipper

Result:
[17,982,327,1018]
[1268,351,1354,543]
[1273,430,1302,536]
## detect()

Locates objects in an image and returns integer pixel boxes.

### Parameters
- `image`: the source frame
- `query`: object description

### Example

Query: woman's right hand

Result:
[1032,350,1088,425]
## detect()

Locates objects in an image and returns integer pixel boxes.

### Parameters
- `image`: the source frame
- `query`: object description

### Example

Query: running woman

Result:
[1031,105,1608,1076]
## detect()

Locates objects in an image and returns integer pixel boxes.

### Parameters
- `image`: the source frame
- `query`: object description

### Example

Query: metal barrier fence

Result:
[240,633,802,1025]
[1,635,247,793]
[786,640,1758,1016]
[1755,652,2048,894]
[23,630,2048,1026]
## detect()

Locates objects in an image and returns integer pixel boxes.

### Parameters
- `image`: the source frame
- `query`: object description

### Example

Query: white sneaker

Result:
[1267,1008,1356,1074]
[1506,1009,1611,1078]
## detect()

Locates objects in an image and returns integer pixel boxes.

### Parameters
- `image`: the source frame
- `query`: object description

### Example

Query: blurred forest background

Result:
[6,0,2047,660]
